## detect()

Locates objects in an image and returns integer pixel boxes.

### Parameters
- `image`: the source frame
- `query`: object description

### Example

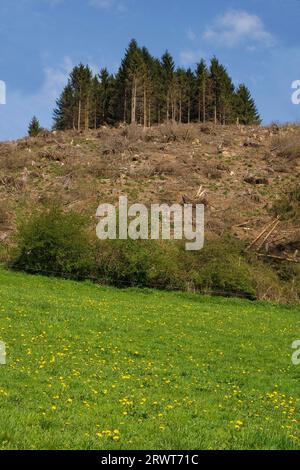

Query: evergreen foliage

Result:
[28,116,42,137]
[53,40,260,130]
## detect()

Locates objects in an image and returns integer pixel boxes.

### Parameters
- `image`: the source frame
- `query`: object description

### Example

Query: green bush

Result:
[10,205,93,279]
[94,237,257,298]
[94,239,185,290]
[8,206,298,303]
[186,238,257,299]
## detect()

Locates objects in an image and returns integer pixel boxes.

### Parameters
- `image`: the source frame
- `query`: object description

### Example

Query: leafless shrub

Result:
[0,143,18,158]
[202,163,223,180]
[0,176,24,191]
[125,161,154,178]
[157,123,198,143]
[87,160,119,178]
[0,201,8,225]
[272,133,300,161]
[39,148,66,162]
[150,160,184,177]
[101,135,128,156]
[199,124,217,135]
[121,125,144,142]
[0,154,30,171]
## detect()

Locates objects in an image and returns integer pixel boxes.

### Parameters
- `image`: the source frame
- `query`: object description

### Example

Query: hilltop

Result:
[0,123,299,259]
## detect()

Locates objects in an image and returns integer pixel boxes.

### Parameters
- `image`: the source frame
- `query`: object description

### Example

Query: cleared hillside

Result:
[0,123,299,260]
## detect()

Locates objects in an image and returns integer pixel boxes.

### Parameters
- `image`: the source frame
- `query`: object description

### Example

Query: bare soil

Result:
[0,122,299,259]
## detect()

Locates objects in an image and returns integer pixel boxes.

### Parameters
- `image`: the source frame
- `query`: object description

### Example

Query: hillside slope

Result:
[0,123,299,260]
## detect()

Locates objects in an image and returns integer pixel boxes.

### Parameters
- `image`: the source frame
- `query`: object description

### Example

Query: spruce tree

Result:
[53,83,75,130]
[90,76,102,129]
[195,60,208,123]
[140,47,154,128]
[98,68,115,125]
[175,68,187,123]
[210,57,223,124]
[218,64,235,125]
[161,51,175,122]
[121,39,144,124]
[52,40,260,130]
[235,84,261,125]
[28,116,42,137]
[70,64,93,131]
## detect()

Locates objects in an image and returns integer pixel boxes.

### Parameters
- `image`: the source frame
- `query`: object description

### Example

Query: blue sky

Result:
[0,0,300,140]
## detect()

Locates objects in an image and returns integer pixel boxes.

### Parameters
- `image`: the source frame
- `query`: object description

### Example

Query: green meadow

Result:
[0,267,300,450]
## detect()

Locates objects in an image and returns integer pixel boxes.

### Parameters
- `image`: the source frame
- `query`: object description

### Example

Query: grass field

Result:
[0,267,300,450]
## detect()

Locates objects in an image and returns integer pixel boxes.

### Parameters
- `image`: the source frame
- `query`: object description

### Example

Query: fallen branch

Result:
[246,217,280,251]
[257,253,300,264]
[256,219,281,252]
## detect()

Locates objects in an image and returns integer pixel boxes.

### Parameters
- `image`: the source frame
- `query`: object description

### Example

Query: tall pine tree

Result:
[53,39,261,130]
[234,85,261,125]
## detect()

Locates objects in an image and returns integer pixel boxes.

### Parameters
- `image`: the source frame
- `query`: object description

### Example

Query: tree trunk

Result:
[179,96,182,124]
[203,85,206,123]
[171,96,176,123]
[78,99,82,131]
[166,93,170,122]
[85,96,89,131]
[143,87,147,129]
[124,93,127,124]
[148,100,151,127]
[94,104,97,129]
[131,78,137,124]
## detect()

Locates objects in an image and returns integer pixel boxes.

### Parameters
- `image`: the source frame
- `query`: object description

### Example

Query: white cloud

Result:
[203,10,275,48]
[45,0,118,9]
[88,0,114,8]
[179,49,206,67]
[0,57,73,141]
[89,0,126,13]
[186,28,196,41]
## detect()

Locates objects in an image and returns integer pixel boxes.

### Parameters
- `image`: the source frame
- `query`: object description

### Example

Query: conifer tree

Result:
[28,116,42,137]
[218,64,235,125]
[53,83,75,130]
[70,64,93,131]
[98,68,115,125]
[175,68,187,124]
[185,68,195,123]
[140,47,155,128]
[121,39,144,124]
[161,51,175,122]
[52,39,260,130]
[234,84,261,125]
[90,76,102,129]
[210,57,223,124]
[196,60,208,123]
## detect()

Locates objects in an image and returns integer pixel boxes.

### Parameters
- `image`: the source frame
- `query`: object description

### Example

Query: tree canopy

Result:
[53,40,261,131]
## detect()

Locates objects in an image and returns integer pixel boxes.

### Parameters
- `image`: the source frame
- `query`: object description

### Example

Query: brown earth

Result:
[0,122,299,260]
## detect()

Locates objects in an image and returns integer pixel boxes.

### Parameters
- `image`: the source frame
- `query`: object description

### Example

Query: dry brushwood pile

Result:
[0,123,299,262]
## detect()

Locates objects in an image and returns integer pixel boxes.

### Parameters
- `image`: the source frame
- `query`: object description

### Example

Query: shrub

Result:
[94,239,185,290]
[273,134,300,161]
[10,205,93,279]
[8,208,299,303]
[186,238,257,299]
[272,185,300,220]
[0,202,8,225]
